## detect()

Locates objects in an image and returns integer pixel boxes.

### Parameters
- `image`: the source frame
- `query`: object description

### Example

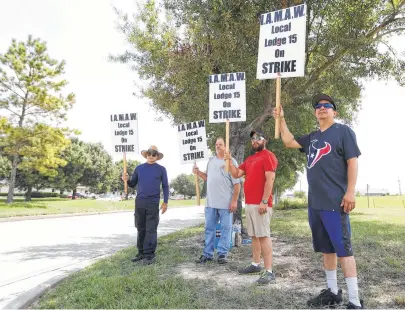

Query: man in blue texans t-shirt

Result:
[123,145,169,265]
[273,94,363,309]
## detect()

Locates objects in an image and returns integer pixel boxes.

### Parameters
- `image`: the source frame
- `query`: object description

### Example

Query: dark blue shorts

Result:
[308,208,353,257]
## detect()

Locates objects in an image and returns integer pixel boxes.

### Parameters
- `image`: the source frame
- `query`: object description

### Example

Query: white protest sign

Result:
[110,112,139,154]
[256,4,307,79]
[178,120,208,164]
[209,72,246,123]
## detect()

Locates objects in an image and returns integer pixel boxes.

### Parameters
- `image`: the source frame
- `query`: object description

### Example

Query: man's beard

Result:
[252,144,264,152]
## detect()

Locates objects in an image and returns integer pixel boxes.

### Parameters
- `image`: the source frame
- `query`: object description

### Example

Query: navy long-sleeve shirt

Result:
[128,163,169,204]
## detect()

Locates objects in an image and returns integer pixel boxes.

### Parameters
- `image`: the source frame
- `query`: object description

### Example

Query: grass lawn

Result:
[0,198,205,218]
[34,201,405,309]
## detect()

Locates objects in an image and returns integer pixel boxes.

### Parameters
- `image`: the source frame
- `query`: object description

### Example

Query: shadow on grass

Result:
[35,211,405,309]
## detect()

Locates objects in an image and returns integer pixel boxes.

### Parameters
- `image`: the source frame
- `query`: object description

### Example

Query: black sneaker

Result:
[131,254,144,262]
[195,255,212,264]
[307,288,343,307]
[346,300,364,309]
[256,271,276,285]
[217,255,228,264]
[143,257,156,265]
[238,263,262,274]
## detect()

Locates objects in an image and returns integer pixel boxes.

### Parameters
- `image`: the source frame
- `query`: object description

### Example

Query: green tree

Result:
[81,142,115,194]
[0,35,75,203]
[15,169,51,201]
[171,173,202,198]
[52,139,115,198]
[112,159,141,196]
[113,0,405,222]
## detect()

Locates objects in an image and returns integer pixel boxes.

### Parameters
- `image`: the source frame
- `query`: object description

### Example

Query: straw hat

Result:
[141,145,164,160]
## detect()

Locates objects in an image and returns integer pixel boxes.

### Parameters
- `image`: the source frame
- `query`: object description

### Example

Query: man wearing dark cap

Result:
[122,145,169,265]
[273,94,363,309]
[224,129,278,285]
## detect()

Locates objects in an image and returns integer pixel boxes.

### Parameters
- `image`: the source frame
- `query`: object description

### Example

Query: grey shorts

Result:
[245,204,272,238]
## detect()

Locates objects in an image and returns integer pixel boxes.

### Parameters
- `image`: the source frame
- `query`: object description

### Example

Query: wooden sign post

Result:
[123,152,128,197]
[194,161,201,206]
[274,74,281,139]
[225,119,230,172]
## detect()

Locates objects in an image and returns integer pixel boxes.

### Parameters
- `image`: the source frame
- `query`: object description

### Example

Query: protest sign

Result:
[257,4,307,79]
[110,112,139,195]
[110,112,139,154]
[209,72,246,171]
[178,120,208,164]
[209,72,246,123]
[256,3,307,138]
[178,119,208,206]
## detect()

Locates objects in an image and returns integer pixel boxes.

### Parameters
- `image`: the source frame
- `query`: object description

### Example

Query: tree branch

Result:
[0,81,25,100]
[290,10,405,98]
[1,106,20,118]
[376,27,405,40]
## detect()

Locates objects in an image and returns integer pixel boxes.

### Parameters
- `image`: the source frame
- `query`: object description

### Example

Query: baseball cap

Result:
[250,128,267,140]
[312,93,336,110]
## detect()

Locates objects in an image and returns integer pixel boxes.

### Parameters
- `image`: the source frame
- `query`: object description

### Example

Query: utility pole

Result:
[367,184,370,208]
[399,177,402,196]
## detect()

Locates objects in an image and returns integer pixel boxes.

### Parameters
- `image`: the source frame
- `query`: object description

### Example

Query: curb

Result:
[5,274,67,309]
[0,210,134,223]
[3,253,112,309]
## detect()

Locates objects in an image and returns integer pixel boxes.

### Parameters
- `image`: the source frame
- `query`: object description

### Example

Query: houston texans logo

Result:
[307,140,332,169]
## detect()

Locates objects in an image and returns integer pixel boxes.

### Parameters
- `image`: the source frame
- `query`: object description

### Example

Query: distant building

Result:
[357,188,390,196]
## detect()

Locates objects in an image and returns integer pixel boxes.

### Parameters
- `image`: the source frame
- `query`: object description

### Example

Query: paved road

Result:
[0,206,205,309]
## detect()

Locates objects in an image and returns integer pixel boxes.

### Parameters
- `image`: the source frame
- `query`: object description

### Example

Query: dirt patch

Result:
[173,233,405,309]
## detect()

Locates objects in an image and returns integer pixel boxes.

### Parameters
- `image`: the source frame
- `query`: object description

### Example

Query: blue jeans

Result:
[203,207,233,258]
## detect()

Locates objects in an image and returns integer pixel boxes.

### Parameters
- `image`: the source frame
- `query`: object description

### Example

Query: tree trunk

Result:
[229,122,250,237]
[6,154,19,204]
[25,186,33,202]
[72,188,77,200]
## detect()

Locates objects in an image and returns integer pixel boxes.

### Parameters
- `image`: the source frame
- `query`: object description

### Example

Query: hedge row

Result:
[0,192,61,198]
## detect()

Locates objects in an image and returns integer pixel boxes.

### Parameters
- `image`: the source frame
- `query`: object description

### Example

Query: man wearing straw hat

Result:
[123,145,169,265]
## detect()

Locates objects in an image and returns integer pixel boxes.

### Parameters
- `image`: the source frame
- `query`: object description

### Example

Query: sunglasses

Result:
[315,103,334,110]
[147,150,158,157]
[251,136,265,141]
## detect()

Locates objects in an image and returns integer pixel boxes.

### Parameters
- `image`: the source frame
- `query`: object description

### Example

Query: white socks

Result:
[325,270,338,295]
[346,277,361,307]
[325,270,361,307]
[251,262,259,267]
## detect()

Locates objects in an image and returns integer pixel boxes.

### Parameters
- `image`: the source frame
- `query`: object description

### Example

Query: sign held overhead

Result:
[256,4,307,79]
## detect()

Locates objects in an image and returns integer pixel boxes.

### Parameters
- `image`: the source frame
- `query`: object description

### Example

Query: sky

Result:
[0,0,404,195]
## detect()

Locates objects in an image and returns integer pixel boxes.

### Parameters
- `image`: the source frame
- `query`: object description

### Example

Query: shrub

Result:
[0,193,24,197]
[30,192,59,198]
[0,192,60,198]
[276,198,307,210]
[293,191,306,199]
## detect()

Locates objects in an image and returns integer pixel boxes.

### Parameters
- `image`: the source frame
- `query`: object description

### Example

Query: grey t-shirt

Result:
[205,156,241,209]
[296,123,361,212]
